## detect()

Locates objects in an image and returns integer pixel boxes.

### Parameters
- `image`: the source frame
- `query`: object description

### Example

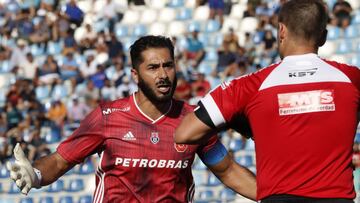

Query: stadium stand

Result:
[0,0,359,203]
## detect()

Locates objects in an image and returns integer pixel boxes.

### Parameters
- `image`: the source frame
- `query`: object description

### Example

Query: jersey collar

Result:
[131,92,173,124]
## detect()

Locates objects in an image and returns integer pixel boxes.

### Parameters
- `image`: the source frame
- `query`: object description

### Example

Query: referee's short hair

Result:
[130,35,174,70]
[279,0,328,47]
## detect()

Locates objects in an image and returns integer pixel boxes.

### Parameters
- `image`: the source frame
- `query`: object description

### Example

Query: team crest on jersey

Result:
[174,143,188,152]
[150,132,160,144]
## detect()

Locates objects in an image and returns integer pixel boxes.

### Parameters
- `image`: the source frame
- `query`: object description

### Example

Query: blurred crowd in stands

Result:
[0,0,358,190]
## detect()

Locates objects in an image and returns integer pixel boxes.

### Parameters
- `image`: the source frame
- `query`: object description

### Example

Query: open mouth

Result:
[157,84,171,94]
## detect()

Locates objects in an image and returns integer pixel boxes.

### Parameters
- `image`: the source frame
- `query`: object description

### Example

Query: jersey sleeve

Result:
[324,60,360,112]
[196,74,259,128]
[197,135,228,166]
[57,106,105,164]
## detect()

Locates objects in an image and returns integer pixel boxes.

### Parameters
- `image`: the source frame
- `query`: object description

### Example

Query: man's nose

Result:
[158,66,168,79]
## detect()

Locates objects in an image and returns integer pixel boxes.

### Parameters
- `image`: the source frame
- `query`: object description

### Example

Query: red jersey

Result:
[57,94,219,203]
[198,54,360,200]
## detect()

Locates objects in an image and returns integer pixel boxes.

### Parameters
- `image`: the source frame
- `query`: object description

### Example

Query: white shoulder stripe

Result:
[259,54,351,91]
[201,94,226,127]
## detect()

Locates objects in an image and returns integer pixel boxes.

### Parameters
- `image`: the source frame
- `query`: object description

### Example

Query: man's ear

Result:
[131,68,139,84]
[278,23,287,43]
[318,29,327,47]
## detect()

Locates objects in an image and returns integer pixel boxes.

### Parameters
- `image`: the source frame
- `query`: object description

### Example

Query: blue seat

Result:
[67,178,85,192]
[19,198,34,203]
[0,60,11,73]
[75,55,86,65]
[355,42,360,53]
[7,3,20,13]
[219,188,236,201]
[336,40,352,54]
[253,31,265,44]
[353,12,360,24]
[51,84,68,99]
[229,138,244,152]
[30,44,45,56]
[349,55,360,67]
[0,88,6,106]
[193,173,207,186]
[115,24,129,38]
[44,127,61,144]
[94,19,109,33]
[168,0,184,8]
[235,155,254,167]
[177,8,192,20]
[0,198,15,203]
[35,85,50,101]
[133,24,147,36]
[188,21,201,32]
[344,25,359,38]
[64,168,76,176]
[59,196,73,203]
[105,66,116,79]
[78,195,92,203]
[0,164,10,178]
[211,33,223,48]
[78,160,95,175]
[8,182,20,194]
[198,34,210,47]
[198,190,214,200]
[355,133,360,143]
[47,179,64,192]
[204,49,218,62]
[325,0,336,9]
[39,196,54,203]
[47,41,62,55]
[244,139,255,151]
[123,37,137,52]
[193,159,207,170]
[207,174,221,186]
[205,20,221,33]
[198,63,214,76]
[327,26,341,40]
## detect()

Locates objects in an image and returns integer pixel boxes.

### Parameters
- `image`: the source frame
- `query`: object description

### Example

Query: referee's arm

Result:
[208,154,257,201]
[175,101,219,144]
[174,111,214,144]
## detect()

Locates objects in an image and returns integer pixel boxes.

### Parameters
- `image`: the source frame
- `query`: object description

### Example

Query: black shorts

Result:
[261,194,354,203]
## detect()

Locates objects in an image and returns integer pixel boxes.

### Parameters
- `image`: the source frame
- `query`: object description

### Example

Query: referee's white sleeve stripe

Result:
[201,94,226,127]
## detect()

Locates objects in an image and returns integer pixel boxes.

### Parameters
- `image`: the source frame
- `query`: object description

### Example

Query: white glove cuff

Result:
[33,168,42,188]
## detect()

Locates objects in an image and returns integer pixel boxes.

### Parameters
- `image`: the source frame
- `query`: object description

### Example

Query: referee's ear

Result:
[318,29,327,47]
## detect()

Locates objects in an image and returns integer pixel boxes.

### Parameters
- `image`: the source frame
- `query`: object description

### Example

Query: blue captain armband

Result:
[199,141,228,166]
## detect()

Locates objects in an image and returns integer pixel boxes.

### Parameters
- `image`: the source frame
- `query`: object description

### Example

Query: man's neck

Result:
[282,40,318,58]
[134,92,172,120]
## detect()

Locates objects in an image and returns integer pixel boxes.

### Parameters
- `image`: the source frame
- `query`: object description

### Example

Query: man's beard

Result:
[138,75,177,104]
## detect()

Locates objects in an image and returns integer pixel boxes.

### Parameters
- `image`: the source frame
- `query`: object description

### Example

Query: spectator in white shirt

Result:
[79,54,97,79]
[101,79,117,101]
[116,76,137,99]
[18,53,38,80]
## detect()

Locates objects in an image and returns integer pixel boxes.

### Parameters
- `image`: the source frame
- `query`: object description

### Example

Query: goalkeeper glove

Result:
[6,143,41,195]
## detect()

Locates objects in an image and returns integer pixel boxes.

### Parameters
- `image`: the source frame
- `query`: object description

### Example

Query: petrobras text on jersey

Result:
[115,157,189,169]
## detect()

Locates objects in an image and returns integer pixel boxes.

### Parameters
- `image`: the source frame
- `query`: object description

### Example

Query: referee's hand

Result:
[6,143,41,195]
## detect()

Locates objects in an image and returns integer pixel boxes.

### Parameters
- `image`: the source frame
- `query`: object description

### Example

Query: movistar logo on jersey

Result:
[115,157,189,169]
[102,107,130,115]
